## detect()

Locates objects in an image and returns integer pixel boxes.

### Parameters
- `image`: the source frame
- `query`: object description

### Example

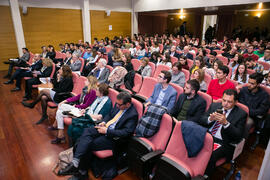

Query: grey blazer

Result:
[90,67,110,84]
[70,60,82,71]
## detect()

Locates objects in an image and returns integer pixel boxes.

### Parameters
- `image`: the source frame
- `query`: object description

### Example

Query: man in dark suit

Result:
[169,45,180,59]
[58,92,138,180]
[199,89,247,176]
[4,53,43,92]
[88,58,110,84]
[180,46,194,60]
[170,79,206,123]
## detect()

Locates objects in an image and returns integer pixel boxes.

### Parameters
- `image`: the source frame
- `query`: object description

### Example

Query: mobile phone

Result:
[216,109,223,114]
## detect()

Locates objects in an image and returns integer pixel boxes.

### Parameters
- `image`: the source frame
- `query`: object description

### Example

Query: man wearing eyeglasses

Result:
[58,92,138,180]
[145,70,177,112]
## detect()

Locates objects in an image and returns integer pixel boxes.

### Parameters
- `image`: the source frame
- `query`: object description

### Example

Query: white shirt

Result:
[208,108,232,140]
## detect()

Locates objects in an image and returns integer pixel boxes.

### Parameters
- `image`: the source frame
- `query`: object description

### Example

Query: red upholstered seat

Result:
[182,68,190,82]
[258,61,270,70]
[170,56,178,65]
[136,77,157,99]
[169,83,183,100]
[154,121,213,178]
[217,55,228,65]
[153,64,171,79]
[197,91,212,112]
[148,62,156,77]
[204,73,212,89]
[131,59,141,71]
[92,150,113,159]
[187,59,193,69]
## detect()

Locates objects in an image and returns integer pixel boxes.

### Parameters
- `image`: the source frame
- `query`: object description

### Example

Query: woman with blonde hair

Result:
[192,69,207,92]
[137,57,152,77]
[47,75,98,144]
[23,58,53,100]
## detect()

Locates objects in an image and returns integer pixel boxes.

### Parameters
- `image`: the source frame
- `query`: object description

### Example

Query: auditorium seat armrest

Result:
[130,136,153,152]
[140,150,164,163]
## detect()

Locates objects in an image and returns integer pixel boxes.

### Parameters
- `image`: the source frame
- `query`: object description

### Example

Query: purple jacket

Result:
[66,90,96,109]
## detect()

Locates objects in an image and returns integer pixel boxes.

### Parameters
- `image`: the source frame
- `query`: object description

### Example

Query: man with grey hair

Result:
[70,54,82,72]
[180,46,194,60]
[89,58,110,84]
[4,53,43,92]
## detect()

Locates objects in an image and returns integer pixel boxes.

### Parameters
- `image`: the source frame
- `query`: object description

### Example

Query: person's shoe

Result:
[3,74,11,79]
[10,87,21,92]
[3,61,10,64]
[51,137,66,144]
[35,115,48,125]
[21,101,35,108]
[67,173,89,180]
[3,80,13,84]
[57,163,78,176]
[47,126,58,131]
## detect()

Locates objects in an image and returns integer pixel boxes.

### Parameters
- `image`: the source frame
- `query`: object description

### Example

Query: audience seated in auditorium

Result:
[89,58,110,84]
[238,43,248,55]
[192,69,207,92]
[46,45,56,62]
[83,48,100,75]
[108,64,127,89]
[67,83,112,144]
[199,89,247,177]
[229,53,244,76]
[73,44,82,58]
[222,47,237,59]
[261,72,270,87]
[179,55,189,70]
[254,44,265,58]
[157,52,172,68]
[232,63,249,89]
[49,76,97,144]
[205,59,223,79]
[169,45,180,58]
[180,46,194,60]
[41,46,48,58]
[122,52,134,72]
[4,53,43,92]
[70,54,82,72]
[22,65,74,124]
[245,57,264,74]
[190,55,206,75]
[135,43,146,60]
[137,57,152,77]
[59,51,72,67]
[3,47,30,79]
[207,65,235,102]
[170,79,206,123]
[238,73,269,133]
[23,58,53,100]
[243,45,259,61]
[57,92,138,180]
[208,41,220,51]
[145,70,177,112]
[258,47,270,64]
[170,62,186,87]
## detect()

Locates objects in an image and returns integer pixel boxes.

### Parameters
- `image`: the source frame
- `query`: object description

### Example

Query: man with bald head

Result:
[180,46,194,60]
[4,53,43,92]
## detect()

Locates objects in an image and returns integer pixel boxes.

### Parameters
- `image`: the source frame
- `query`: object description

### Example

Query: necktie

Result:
[211,110,227,135]
[106,110,123,128]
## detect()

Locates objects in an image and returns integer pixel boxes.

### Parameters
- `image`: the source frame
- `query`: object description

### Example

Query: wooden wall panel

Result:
[21,7,83,53]
[138,14,167,35]
[0,6,18,71]
[90,10,131,42]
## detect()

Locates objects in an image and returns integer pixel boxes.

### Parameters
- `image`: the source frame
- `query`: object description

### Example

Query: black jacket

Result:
[103,104,138,138]
[30,59,43,71]
[199,103,247,145]
[38,66,53,78]
[170,93,206,123]
[52,76,73,93]
[239,86,269,118]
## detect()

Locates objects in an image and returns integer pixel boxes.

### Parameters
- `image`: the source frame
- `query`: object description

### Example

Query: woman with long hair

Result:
[229,53,244,76]
[157,52,172,68]
[179,55,189,70]
[22,65,74,124]
[48,76,98,144]
[137,57,152,77]
[232,63,249,84]
[192,69,207,92]
[190,55,206,75]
